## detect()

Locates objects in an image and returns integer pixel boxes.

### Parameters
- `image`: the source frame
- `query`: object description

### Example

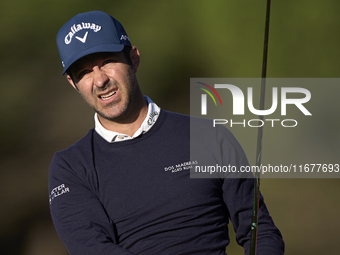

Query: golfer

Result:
[49,10,284,255]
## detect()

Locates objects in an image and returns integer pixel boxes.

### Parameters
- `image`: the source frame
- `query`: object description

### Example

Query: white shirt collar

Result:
[94,96,161,143]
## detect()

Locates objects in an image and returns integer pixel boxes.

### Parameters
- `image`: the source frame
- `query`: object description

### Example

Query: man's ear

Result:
[130,46,140,73]
[67,75,79,91]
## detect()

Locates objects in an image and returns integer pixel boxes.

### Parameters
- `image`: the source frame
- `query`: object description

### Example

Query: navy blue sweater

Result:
[49,110,284,255]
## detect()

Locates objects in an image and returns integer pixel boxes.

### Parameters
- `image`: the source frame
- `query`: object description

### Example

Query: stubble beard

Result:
[96,96,130,122]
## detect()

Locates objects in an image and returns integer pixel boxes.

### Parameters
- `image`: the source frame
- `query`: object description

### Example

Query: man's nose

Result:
[93,66,109,88]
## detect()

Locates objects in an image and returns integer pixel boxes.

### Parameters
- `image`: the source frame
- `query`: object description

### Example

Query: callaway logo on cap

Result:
[56,10,131,75]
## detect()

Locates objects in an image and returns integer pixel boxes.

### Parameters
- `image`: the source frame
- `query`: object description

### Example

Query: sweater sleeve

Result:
[222,178,285,255]
[49,152,136,255]
[217,127,285,255]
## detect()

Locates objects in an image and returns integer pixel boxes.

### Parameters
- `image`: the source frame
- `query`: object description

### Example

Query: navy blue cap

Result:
[56,11,131,75]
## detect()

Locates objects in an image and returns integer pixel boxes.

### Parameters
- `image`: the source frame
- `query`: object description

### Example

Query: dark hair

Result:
[122,45,133,65]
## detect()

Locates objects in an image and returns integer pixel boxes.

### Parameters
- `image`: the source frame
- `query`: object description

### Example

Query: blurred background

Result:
[0,0,339,254]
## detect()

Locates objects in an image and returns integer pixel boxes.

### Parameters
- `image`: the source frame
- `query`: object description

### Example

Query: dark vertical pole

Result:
[250,1,271,255]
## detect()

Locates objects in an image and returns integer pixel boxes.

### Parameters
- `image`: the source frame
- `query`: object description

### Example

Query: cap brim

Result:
[62,44,125,75]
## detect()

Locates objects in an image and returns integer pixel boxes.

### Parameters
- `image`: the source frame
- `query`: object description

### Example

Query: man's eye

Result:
[78,70,90,79]
[103,59,116,65]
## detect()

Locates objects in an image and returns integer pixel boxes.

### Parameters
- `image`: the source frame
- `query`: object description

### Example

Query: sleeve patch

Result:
[49,184,70,204]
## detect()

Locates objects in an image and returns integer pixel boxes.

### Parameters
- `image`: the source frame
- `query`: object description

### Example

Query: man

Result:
[49,10,284,255]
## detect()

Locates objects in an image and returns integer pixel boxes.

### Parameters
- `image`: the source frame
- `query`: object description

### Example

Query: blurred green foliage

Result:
[0,0,339,254]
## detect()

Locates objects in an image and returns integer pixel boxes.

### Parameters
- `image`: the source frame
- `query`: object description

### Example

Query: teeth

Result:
[100,91,116,100]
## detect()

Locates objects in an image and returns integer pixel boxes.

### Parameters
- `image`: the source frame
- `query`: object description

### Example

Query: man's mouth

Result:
[100,90,117,100]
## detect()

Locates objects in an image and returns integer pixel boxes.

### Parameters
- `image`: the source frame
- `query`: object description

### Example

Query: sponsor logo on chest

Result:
[164,160,198,173]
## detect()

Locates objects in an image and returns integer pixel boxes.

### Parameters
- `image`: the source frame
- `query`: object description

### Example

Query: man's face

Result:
[67,48,141,122]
